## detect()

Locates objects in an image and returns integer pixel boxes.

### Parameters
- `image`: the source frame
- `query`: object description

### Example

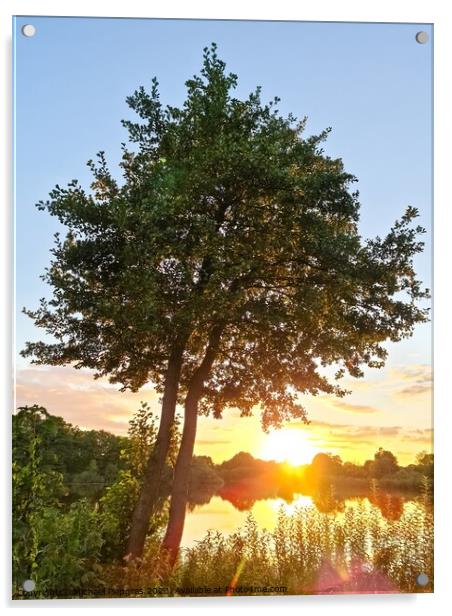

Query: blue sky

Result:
[13,17,433,460]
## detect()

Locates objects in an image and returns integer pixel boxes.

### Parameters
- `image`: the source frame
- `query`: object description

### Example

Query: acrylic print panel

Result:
[13,16,433,599]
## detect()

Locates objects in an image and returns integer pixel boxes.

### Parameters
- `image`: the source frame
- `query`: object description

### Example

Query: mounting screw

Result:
[415,31,428,44]
[21,24,36,38]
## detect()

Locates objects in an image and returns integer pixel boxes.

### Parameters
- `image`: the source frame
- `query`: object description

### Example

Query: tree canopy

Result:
[22,43,429,432]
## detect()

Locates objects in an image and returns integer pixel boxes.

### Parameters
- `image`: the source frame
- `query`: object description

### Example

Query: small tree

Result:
[310,453,343,478]
[368,448,399,478]
[98,403,179,560]
[23,44,429,565]
[415,451,434,467]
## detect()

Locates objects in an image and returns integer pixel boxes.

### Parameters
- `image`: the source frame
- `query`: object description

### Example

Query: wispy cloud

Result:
[288,419,432,463]
[389,364,433,398]
[309,420,400,441]
[196,439,232,446]
[15,365,159,434]
[397,384,432,397]
[399,427,433,446]
[326,400,379,414]
[389,364,433,383]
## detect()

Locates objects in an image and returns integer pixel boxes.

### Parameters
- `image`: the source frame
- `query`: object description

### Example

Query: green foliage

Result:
[70,460,106,499]
[12,406,66,590]
[98,470,141,560]
[99,402,179,558]
[96,403,158,558]
[15,31,432,579]
[123,401,158,478]
[65,428,125,484]
[13,404,126,503]
[12,403,174,592]
[188,456,224,505]
[30,500,105,596]
[310,452,343,477]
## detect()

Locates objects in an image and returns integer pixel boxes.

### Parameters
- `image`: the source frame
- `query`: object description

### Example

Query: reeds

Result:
[109,497,432,596]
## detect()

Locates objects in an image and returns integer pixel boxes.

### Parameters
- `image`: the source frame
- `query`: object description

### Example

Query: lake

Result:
[182,490,430,547]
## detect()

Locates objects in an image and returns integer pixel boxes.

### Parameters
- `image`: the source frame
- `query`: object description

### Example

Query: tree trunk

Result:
[124,252,223,561]
[159,388,199,568]
[125,340,185,561]
[160,324,224,568]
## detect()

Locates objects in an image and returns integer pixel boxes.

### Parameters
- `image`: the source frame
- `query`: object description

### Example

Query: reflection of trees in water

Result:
[275,485,298,505]
[189,476,301,512]
[188,478,419,523]
[368,482,405,521]
[218,492,257,511]
[187,489,215,511]
[186,455,431,523]
[217,481,275,511]
[187,455,225,510]
[312,484,345,514]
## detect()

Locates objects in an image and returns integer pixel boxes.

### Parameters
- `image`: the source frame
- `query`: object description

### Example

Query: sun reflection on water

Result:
[269,494,313,515]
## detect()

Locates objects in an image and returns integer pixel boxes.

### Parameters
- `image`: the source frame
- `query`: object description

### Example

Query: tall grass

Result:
[105,497,433,596]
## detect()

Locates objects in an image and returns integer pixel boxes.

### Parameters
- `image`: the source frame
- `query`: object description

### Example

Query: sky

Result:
[14,17,433,466]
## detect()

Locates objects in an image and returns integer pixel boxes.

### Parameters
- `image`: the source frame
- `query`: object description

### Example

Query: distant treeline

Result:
[13,404,433,507]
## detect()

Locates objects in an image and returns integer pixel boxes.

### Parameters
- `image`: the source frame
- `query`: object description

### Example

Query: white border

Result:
[1,1,451,614]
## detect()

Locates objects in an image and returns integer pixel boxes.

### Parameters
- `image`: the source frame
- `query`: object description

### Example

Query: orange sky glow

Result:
[15,358,433,467]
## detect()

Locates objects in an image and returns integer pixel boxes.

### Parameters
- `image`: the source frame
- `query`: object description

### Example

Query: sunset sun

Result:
[260,429,318,466]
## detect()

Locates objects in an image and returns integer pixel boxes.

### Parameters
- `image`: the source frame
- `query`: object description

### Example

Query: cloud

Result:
[292,419,432,458]
[327,400,379,414]
[311,422,401,442]
[310,420,431,441]
[399,427,433,446]
[15,365,160,434]
[196,439,232,446]
[210,424,234,433]
[376,426,401,436]
[397,384,432,397]
[389,364,433,383]
[359,363,433,399]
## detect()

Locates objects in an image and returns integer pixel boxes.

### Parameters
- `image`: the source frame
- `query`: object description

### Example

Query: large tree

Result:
[23,44,429,564]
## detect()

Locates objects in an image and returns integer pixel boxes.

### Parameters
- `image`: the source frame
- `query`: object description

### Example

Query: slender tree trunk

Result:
[125,339,186,561]
[159,388,199,568]
[125,215,229,562]
[160,324,224,568]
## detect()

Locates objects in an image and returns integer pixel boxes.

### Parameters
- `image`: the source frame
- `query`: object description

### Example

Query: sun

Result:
[259,428,318,466]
